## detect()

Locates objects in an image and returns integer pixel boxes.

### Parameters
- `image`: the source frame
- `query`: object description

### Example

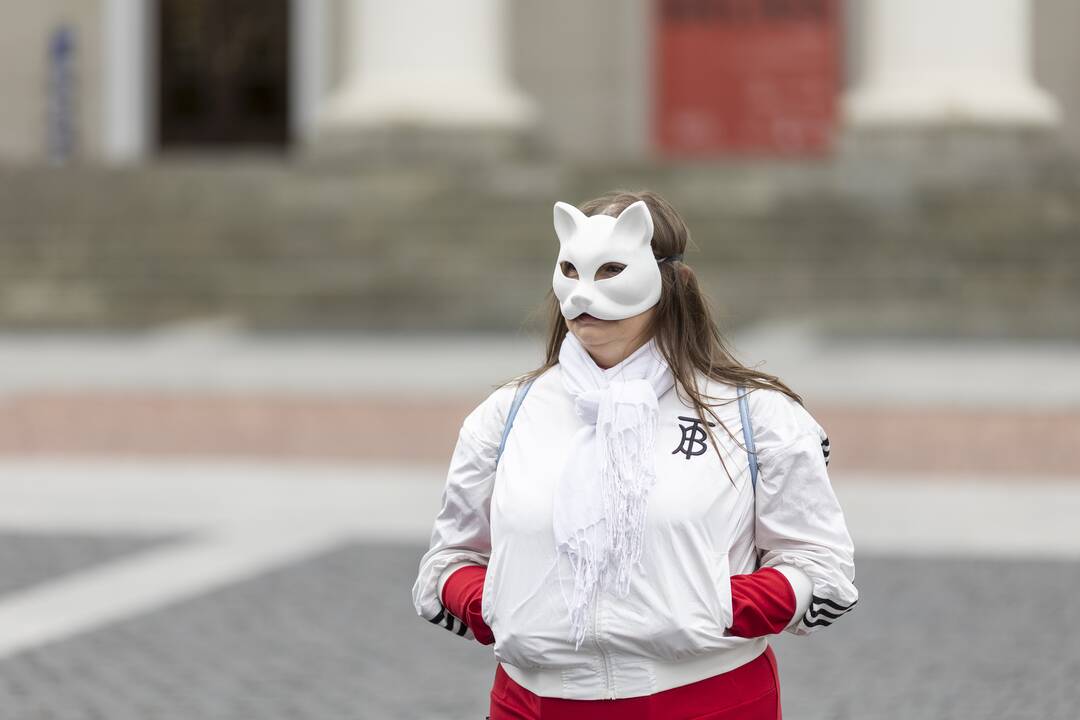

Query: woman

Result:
[412,190,858,719]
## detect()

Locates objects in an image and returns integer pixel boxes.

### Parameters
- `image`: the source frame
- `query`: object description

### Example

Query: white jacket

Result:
[412,365,858,700]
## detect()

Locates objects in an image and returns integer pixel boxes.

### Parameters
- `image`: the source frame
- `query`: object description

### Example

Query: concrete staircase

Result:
[2,153,1078,339]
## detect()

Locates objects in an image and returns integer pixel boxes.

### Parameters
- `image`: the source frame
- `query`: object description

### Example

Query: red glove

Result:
[441,564,495,645]
[726,566,798,638]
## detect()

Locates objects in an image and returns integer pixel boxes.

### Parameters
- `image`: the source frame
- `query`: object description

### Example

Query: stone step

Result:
[2,160,1078,336]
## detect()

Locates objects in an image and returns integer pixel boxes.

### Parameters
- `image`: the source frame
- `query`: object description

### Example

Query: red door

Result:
[655,0,841,156]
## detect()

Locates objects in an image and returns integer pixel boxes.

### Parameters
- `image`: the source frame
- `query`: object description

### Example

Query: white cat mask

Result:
[551,200,663,321]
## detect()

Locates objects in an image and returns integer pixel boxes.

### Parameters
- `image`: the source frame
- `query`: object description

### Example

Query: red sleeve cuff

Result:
[443,564,796,643]
[727,566,798,638]
[440,564,495,645]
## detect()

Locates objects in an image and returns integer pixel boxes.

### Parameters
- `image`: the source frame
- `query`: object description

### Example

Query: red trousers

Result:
[487,644,781,720]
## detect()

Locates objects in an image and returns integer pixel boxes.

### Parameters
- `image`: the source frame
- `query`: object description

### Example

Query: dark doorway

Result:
[158,0,291,148]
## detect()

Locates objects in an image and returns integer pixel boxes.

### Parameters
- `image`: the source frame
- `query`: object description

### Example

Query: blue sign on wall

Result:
[47,25,78,164]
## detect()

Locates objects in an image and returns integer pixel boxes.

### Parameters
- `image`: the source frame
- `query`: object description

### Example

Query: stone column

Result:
[315,0,536,160]
[844,0,1059,126]
[102,0,151,163]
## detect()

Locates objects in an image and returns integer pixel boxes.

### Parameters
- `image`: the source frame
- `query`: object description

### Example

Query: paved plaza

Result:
[0,323,1076,719]
[0,524,1076,720]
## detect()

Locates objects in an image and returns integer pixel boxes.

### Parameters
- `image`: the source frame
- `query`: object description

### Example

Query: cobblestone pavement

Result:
[0,539,1075,720]
[0,328,1076,719]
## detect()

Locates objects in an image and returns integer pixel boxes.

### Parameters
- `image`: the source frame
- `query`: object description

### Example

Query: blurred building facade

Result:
[1,1,1077,339]
[2,0,1079,165]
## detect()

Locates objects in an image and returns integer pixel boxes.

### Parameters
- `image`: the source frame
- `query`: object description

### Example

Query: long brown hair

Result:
[503,189,804,486]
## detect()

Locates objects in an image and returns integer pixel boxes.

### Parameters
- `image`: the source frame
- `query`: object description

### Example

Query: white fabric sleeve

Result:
[437,560,482,604]
[772,563,814,631]
[410,384,514,640]
[749,389,859,636]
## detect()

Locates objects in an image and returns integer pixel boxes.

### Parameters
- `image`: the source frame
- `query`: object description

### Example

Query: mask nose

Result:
[569,294,592,310]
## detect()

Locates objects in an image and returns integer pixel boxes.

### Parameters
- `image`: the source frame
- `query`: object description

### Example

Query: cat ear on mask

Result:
[610,200,654,249]
[553,201,587,245]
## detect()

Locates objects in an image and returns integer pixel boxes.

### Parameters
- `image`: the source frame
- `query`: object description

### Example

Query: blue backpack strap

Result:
[496,378,535,465]
[737,385,759,491]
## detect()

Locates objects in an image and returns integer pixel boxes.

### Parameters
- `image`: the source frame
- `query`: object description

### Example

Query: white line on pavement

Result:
[831,472,1080,560]
[1,325,1078,407]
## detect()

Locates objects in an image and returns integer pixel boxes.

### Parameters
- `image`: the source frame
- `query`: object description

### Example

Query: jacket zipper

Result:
[591,590,615,699]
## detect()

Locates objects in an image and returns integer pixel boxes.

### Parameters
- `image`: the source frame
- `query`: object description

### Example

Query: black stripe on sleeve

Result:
[804,595,858,626]
[809,594,856,613]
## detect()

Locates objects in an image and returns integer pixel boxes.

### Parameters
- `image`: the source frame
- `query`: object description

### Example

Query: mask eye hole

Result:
[594,262,626,281]
[560,261,578,279]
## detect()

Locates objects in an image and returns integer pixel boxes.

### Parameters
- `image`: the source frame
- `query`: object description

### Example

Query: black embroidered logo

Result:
[672,416,716,459]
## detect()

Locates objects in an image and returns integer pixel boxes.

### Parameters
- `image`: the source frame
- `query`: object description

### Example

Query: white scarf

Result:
[554,330,675,650]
